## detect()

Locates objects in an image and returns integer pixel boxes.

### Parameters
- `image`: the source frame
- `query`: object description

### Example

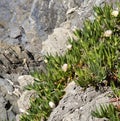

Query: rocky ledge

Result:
[0,42,45,121]
[0,0,119,121]
[48,82,111,121]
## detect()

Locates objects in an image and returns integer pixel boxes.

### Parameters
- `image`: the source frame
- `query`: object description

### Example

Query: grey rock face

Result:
[17,90,36,113]
[17,75,34,90]
[48,82,111,121]
[0,42,39,120]
[0,0,119,120]
[0,40,45,121]
[0,0,117,56]
[0,75,36,121]
[0,96,7,121]
[41,0,119,55]
[0,78,14,96]
[8,111,16,121]
[0,43,44,76]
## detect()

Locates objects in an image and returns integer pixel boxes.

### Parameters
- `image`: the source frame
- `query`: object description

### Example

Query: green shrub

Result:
[21,2,120,121]
[91,104,120,121]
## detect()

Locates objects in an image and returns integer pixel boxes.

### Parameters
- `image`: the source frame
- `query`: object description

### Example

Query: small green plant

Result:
[91,104,120,121]
[92,82,120,121]
[21,2,120,121]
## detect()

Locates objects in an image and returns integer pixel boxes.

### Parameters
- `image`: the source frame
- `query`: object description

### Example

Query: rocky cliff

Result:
[0,0,119,121]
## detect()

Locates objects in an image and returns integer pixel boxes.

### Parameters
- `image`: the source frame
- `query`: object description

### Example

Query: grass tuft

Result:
[21,2,120,121]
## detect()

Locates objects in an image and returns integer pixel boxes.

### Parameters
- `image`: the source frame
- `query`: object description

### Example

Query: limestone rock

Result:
[0,96,7,121]
[0,0,119,120]
[41,0,118,55]
[0,43,44,76]
[41,27,73,55]
[9,26,21,39]
[48,82,111,121]
[0,75,36,120]
[7,111,16,121]
[18,75,34,90]
[0,78,14,96]
[0,0,118,56]
[17,90,36,113]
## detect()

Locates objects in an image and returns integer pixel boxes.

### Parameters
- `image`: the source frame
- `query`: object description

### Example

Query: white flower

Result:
[103,30,112,37]
[66,44,72,50]
[19,108,29,115]
[111,10,119,17]
[62,63,68,72]
[49,101,56,109]
[44,59,48,63]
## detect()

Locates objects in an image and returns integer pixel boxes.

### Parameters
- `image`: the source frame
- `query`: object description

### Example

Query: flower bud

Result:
[66,44,72,50]
[103,30,112,37]
[62,63,68,72]
[44,59,48,63]
[49,101,56,109]
[111,10,119,17]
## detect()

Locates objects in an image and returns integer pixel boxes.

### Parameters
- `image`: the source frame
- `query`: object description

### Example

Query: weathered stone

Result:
[41,27,73,55]
[9,26,21,39]
[0,78,14,96]
[0,0,118,56]
[17,90,36,113]
[0,0,119,120]
[0,75,36,120]
[48,82,111,121]
[41,0,119,55]
[7,111,16,121]
[0,0,12,29]
[0,96,7,121]
[18,75,34,90]
[0,43,43,76]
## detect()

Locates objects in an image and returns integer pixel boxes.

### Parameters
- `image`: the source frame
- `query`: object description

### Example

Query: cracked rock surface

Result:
[0,0,119,120]
[0,43,44,120]
[48,82,111,121]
